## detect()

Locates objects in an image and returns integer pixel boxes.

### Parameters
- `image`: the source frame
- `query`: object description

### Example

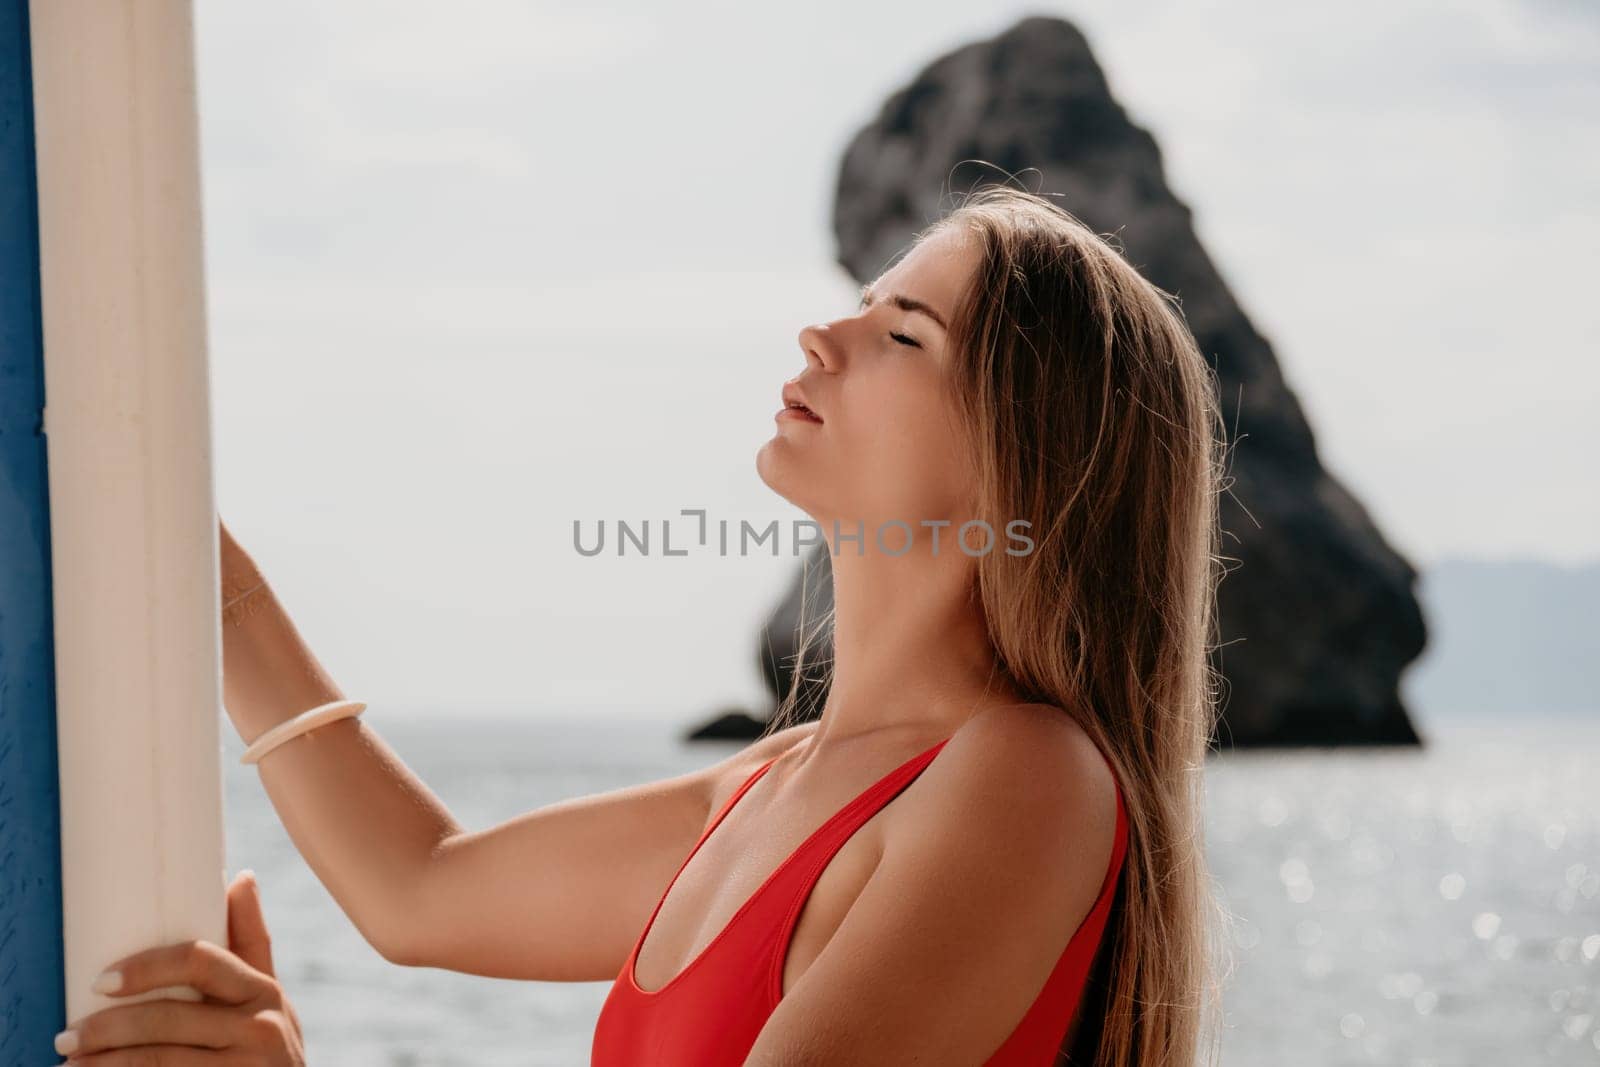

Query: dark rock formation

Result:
[686,708,770,741]
[691,16,1427,748]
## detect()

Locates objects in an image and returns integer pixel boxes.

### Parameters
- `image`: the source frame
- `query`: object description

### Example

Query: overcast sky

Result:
[191,0,1599,722]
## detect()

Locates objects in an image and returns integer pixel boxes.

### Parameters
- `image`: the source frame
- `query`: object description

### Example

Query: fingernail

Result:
[53,1028,79,1055]
[90,968,122,993]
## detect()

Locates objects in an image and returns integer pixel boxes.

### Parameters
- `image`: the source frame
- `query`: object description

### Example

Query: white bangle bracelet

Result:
[240,700,367,766]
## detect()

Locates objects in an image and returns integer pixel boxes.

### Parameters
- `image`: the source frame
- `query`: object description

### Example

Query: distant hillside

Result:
[1404,557,1599,718]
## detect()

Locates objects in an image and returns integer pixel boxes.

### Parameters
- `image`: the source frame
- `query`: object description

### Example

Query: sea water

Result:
[221,713,1600,1066]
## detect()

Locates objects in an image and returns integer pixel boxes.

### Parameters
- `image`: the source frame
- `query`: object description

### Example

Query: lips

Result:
[782,400,822,423]
[781,381,823,423]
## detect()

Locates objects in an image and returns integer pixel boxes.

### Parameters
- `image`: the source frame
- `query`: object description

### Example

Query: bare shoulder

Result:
[942,701,1118,789]
[701,717,822,808]
[743,716,823,769]
[905,702,1121,882]
[739,705,1124,1064]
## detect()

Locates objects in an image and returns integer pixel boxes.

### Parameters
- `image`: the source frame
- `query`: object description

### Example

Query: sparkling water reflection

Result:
[1207,717,1600,1065]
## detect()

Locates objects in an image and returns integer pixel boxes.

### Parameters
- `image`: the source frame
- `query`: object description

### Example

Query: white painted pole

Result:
[28,0,227,1023]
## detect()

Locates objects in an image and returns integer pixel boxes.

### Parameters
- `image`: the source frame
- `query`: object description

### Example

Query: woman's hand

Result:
[55,870,307,1065]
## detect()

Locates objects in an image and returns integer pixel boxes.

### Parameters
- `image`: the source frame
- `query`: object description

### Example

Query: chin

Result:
[755,439,819,516]
[754,438,790,497]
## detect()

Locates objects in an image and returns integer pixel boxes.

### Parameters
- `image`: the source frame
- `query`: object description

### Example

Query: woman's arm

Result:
[397,741,790,980]
[220,519,458,964]
[219,519,816,979]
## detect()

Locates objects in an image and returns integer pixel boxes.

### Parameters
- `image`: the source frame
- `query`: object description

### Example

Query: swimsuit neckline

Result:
[626,736,953,997]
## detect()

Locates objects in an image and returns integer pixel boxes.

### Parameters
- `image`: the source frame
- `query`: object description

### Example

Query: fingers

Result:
[57,998,238,1059]
[89,939,267,1009]
[226,870,276,978]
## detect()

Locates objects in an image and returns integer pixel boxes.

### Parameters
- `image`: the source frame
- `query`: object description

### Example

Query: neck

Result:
[804,530,1023,753]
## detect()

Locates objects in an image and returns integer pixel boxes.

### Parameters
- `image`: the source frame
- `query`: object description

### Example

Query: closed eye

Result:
[890,331,922,349]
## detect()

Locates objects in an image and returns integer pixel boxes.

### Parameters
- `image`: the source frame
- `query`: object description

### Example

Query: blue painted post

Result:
[0,0,66,1058]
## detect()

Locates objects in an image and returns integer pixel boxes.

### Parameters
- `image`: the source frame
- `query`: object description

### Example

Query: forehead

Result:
[872,226,976,317]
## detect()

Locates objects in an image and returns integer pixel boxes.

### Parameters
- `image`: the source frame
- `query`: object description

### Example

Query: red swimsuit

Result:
[591,736,1129,1065]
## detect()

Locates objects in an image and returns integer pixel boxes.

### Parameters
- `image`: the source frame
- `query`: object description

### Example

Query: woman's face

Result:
[757,226,981,542]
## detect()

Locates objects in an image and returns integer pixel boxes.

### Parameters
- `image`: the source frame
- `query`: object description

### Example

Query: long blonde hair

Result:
[766,182,1230,1065]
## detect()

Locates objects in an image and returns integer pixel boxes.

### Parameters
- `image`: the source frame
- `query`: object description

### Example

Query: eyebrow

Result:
[858,284,948,332]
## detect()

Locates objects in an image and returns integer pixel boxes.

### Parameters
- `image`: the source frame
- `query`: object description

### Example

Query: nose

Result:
[796,322,840,372]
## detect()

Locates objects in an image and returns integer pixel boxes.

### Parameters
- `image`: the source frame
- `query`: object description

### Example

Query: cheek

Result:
[843,378,971,517]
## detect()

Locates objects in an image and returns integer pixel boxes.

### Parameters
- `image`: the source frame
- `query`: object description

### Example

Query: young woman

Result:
[58,184,1226,1066]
